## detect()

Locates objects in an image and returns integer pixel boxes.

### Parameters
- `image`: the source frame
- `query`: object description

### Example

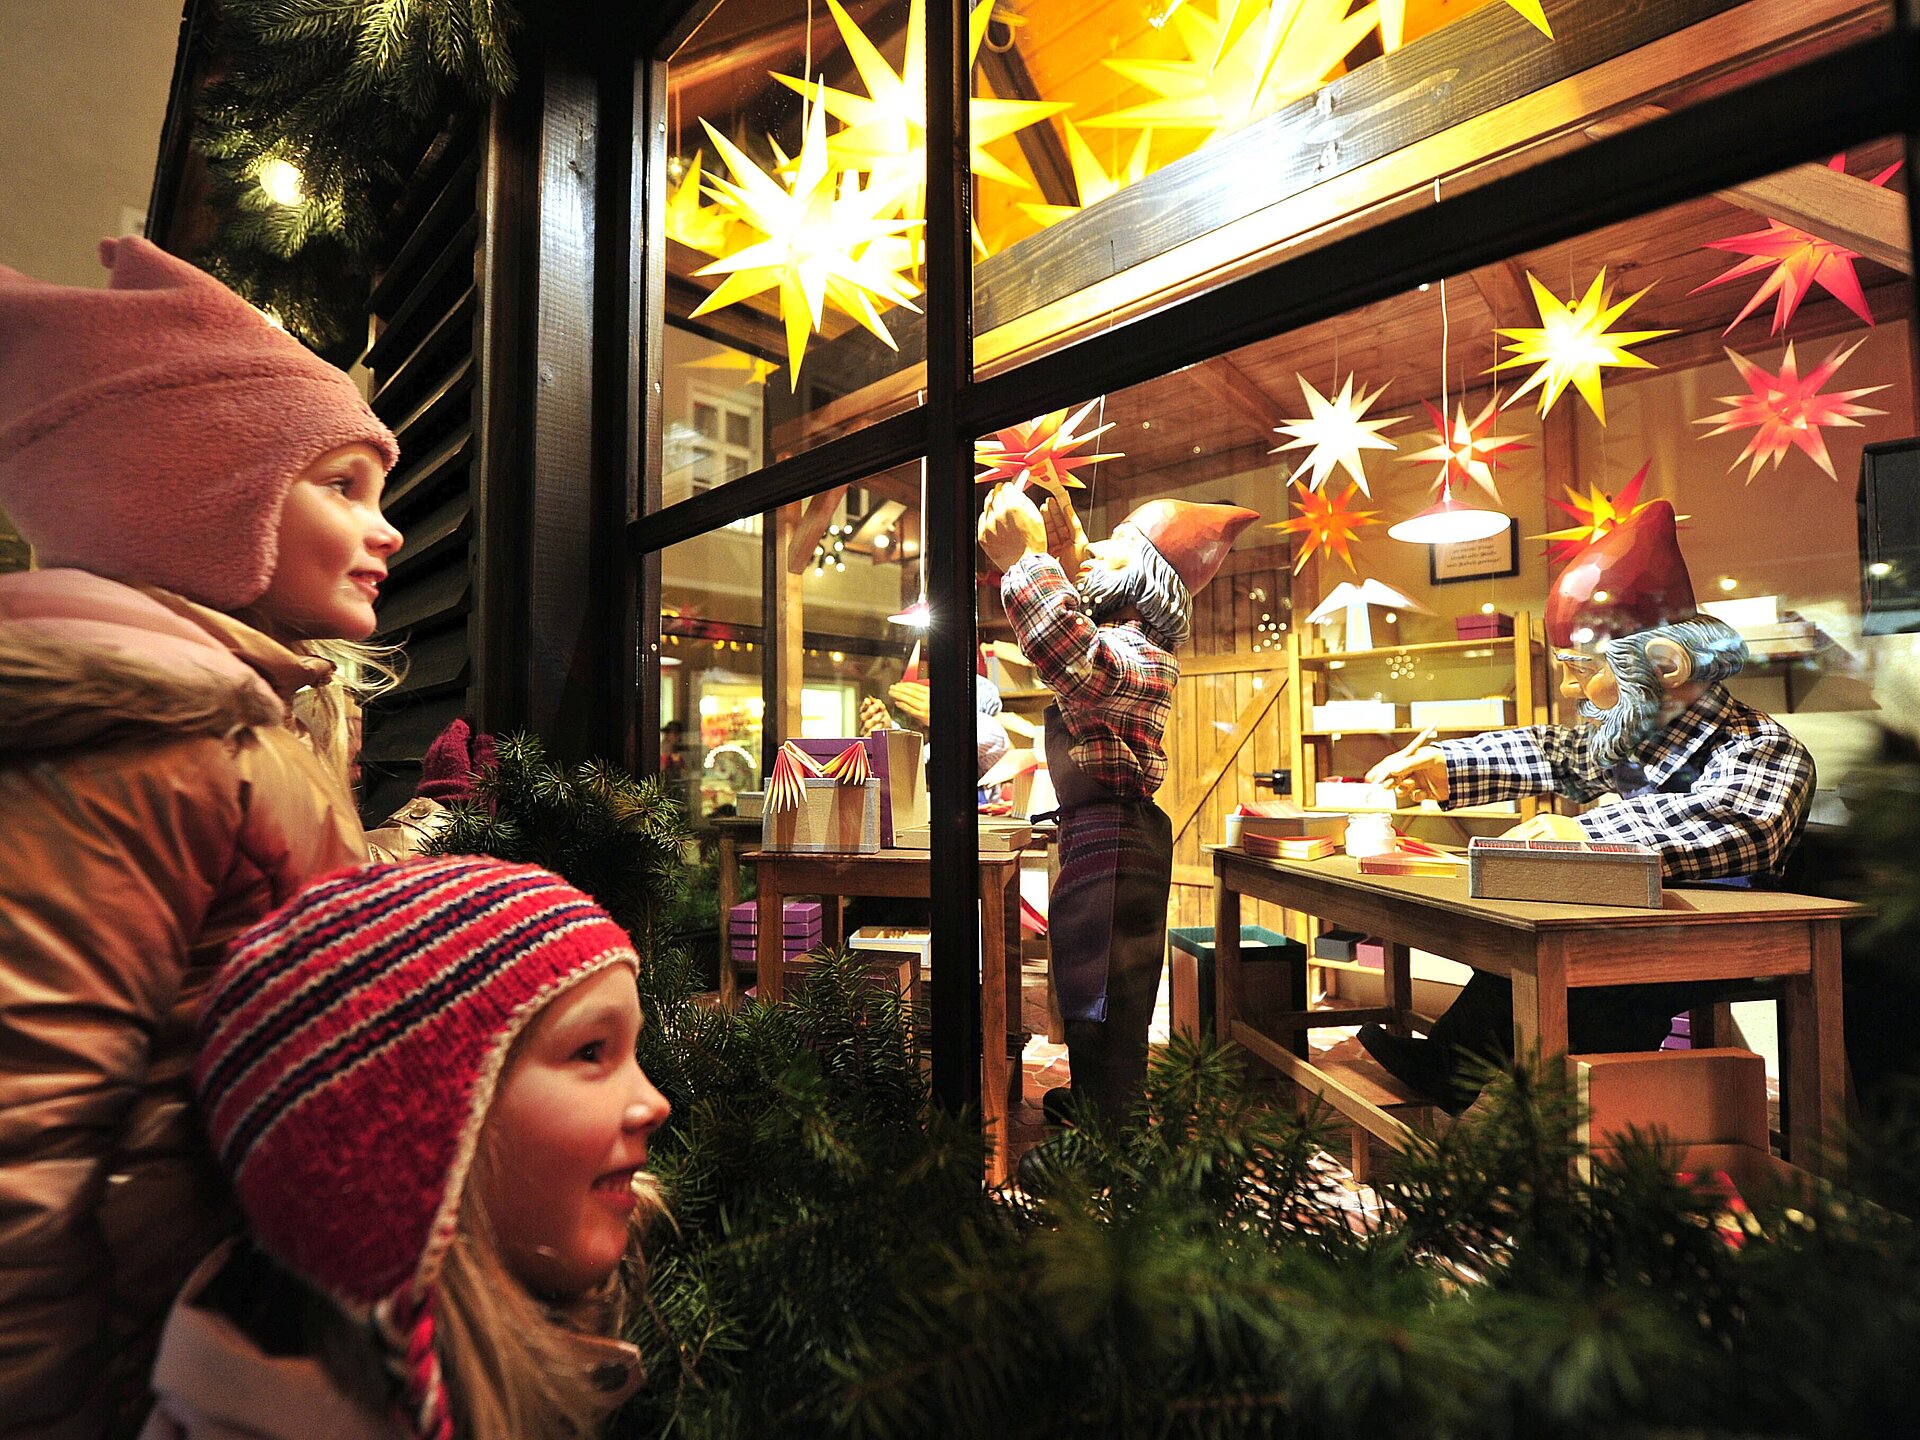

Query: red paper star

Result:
[1695,340,1889,482]
[1400,395,1530,506]
[1271,480,1381,575]
[1691,155,1902,335]
[974,399,1124,508]
[1533,461,1688,564]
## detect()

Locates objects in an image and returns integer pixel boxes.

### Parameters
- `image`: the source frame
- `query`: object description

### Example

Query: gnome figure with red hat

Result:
[1358,501,1816,1111]
[980,482,1258,1126]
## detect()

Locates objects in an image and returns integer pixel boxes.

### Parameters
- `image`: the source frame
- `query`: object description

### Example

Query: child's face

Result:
[480,966,669,1297]
[253,442,402,639]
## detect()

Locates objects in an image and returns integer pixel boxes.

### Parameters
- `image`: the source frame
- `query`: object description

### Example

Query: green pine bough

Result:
[191,0,520,347]
[432,734,1920,1438]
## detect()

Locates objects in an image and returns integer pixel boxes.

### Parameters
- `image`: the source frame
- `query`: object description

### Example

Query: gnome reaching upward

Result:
[1361,501,1817,1111]
[980,482,1258,1126]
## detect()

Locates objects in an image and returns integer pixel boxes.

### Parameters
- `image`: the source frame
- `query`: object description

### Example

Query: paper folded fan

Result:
[766,741,823,815]
[823,741,872,785]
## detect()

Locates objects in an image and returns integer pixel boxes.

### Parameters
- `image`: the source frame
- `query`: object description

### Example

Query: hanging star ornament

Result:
[1272,479,1381,574]
[680,350,781,385]
[1533,461,1690,563]
[663,151,735,255]
[1692,154,1903,336]
[691,83,924,387]
[1492,268,1675,423]
[1019,119,1154,228]
[1695,339,1889,482]
[1086,0,1380,145]
[1401,395,1529,506]
[1268,372,1404,496]
[773,0,1068,199]
[1377,0,1552,50]
[974,399,1124,508]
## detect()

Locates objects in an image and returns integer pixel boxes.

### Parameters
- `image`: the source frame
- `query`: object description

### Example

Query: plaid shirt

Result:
[1435,685,1815,881]
[1001,553,1176,799]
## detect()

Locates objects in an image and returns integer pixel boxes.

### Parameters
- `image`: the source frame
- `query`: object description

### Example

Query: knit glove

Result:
[416,718,498,805]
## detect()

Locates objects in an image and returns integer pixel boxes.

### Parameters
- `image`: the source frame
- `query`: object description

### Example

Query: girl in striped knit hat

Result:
[138,857,671,1440]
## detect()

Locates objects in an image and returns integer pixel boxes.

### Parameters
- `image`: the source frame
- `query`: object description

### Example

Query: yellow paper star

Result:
[1268,372,1404,496]
[1086,0,1380,142]
[1492,268,1675,424]
[772,0,1068,198]
[1271,479,1381,574]
[664,152,734,255]
[691,84,924,388]
[1533,461,1689,563]
[1018,119,1154,228]
[681,351,781,386]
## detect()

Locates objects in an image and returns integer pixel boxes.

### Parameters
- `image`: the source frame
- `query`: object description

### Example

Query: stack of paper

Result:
[1244,833,1341,861]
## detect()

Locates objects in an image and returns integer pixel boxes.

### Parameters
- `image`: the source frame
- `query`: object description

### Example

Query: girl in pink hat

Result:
[0,238,471,1438]
[140,858,671,1440]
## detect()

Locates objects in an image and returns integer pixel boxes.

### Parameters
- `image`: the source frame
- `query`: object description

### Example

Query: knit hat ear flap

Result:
[376,1288,455,1440]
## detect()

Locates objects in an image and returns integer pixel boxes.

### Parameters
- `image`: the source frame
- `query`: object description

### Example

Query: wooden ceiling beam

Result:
[1589,106,1910,273]
[786,485,847,574]
[1190,355,1283,447]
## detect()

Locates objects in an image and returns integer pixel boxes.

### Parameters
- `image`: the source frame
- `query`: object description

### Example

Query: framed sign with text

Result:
[1429,524,1520,585]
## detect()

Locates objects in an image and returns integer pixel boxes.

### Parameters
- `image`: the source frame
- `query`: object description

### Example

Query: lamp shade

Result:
[1388,494,1512,544]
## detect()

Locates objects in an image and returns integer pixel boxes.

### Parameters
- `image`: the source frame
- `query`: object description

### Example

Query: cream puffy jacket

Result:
[0,570,383,1438]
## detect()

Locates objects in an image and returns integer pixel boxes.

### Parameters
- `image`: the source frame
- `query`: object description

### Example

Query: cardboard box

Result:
[891,817,1033,851]
[1453,612,1515,638]
[1313,929,1365,961]
[1469,836,1661,907]
[1409,697,1512,728]
[792,731,926,847]
[735,790,765,820]
[1239,812,1347,843]
[1575,1048,1768,1153]
[1310,700,1399,731]
[761,778,880,853]
[729,900,824,936]
[782,950,916,1001]
[1167,926,1308,1039]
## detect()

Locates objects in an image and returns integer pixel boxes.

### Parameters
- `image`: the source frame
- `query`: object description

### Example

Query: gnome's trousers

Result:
[1050,799,1175,1125]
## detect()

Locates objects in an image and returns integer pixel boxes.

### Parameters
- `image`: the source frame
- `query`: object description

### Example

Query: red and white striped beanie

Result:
[197,857,640,1440]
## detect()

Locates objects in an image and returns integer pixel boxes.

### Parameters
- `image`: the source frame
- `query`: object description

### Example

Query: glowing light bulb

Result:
[258,159,305,206]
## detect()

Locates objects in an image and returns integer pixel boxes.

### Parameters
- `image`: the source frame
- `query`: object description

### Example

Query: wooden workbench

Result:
[1211,846,1860,1176]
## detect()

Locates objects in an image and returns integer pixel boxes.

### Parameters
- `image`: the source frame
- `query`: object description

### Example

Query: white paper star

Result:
[1268,372,1404,496]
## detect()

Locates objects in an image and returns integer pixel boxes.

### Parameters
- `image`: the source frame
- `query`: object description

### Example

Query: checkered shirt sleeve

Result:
[1438,725,1612,807]
[1001,553,1176,799]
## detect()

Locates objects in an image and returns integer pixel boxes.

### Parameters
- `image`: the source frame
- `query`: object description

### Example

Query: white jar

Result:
[1344,812,1395,858]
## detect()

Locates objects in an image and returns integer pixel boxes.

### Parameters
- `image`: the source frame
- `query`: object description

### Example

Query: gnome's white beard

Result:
[1074,536,1193,650]
[1581,637,1665,768]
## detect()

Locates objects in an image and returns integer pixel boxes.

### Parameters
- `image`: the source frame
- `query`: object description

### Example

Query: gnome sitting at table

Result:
[1359,501,1816,1112]
[979,483,1257,1126]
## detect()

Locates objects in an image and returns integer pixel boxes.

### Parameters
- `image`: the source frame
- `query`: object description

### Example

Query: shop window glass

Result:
[660,0,928,493]
[965,0,1887,379]
[975,140,1914,944]
[662,523,768,826]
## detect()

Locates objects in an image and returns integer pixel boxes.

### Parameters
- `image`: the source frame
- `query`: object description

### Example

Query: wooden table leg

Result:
[1385,942,1413,1036]
[1003,867,1023,1108]
[715,831,741,1010]
[1784,919,1847,1178]
[1213,871,1243,1041]
[1511,941,1569,1067]
[756,871,784,1005]
[980,865,1010,1186]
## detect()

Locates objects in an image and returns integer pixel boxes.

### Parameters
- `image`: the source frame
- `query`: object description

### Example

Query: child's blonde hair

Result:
[292,635,406,786]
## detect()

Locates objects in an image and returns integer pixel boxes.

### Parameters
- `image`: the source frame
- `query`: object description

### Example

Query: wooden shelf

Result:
[1297,637,1517,665]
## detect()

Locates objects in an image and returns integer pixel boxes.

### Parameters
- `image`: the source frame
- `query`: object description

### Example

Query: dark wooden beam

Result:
[1191,355,1284,447]
[786,485,848,573]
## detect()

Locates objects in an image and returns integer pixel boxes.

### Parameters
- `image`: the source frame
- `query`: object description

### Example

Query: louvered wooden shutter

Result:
[358,122,481,825]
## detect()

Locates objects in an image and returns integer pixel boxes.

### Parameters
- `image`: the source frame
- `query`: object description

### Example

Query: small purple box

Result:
[729,901,825,938]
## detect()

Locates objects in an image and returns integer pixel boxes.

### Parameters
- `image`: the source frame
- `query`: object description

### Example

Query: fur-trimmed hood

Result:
[0,568,329,757]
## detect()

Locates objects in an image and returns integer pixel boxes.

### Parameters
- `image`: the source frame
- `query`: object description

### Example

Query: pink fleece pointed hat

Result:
[0,237,397,611]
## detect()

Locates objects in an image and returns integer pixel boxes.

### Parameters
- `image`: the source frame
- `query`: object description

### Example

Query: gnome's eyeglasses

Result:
[1555,651,1605,678]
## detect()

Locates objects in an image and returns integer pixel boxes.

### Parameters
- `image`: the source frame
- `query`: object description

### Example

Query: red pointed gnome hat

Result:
[1122,499,1260,593]
[1546,500,1697,647]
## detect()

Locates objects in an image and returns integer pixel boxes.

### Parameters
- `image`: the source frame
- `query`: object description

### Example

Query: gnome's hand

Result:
[978,482,1046,573]
[1364,739,1449,804]
[1041,495,1089,577]
[860,696,893,735]
[888,681,931,727]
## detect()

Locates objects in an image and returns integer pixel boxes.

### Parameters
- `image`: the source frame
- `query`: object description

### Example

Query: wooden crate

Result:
[1468,837,1661,908]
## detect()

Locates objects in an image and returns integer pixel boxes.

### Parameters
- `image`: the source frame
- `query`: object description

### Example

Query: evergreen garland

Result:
[190,0,521,347]
[423,733,1919,1437]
